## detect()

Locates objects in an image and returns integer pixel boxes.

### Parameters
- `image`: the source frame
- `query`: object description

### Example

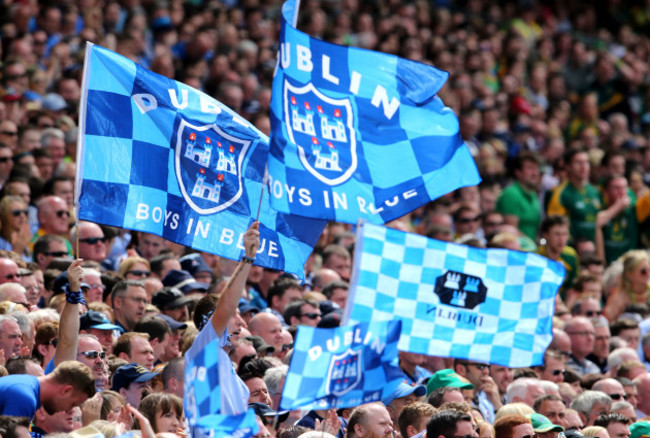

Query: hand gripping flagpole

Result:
[256,166,270,222]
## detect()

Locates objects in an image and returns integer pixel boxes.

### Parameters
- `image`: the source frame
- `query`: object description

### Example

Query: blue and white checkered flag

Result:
[279,320,403,411]
[343,222,565,368]
[184,336,220,426]
[76,43,326,279]
[192,410,259,438]
[267,0,481,225]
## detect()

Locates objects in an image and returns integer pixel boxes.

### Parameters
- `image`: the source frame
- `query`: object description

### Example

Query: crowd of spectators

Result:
[5,0,650,437]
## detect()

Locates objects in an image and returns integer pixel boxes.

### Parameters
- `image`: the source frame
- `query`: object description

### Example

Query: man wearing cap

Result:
[157,314,187,363]
[527,413,564,438]
[382,382,426,435]
[630,421,650,438]
[454,359,501,423]
[111,363,159,408]
[593,412,631,438]
[426,369,474,402]
[152,287,192,322]
[162,269,208,296]
[79,310,121,353]
[179,253,214,285]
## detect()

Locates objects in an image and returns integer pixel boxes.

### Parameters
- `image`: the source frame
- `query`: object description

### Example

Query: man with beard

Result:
[0,360,95,418]
[185,222,259,415]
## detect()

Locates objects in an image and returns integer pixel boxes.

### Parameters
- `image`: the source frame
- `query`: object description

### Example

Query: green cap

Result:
[526,413,564,433]
[426,368,474,396]
[630,421,650,438]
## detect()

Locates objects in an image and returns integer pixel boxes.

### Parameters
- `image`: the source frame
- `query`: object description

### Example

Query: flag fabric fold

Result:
[268,0,481,224]
[279,320,403,411]
[343,222,566,368]
[76,43,326,278]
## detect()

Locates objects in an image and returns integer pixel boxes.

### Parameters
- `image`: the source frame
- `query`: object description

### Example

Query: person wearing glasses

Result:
[533,349,567,383]
[565,316,601,375]
[31,196,72,255]
[453,359,500,423]
[0,196,31,260]
[70,222,107,264]
[32,235,70,270]
[111,279,148,332]
[283,299,322,327]
[0,258,20,285]
[603,250,650,321]
[593,378,627,406]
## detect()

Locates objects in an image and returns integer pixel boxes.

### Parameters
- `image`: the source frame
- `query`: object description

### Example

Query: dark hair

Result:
[540,215,569,234]
[533,394,564,412]
[321,280,349,300]
[5,357,39,375]
[593,412,630,427]
[149,253,179,277]
[133,316,171,343]
[610,318,639,336]
[428,387,463,408]
[267,277,301,309]
[426,409,471,438]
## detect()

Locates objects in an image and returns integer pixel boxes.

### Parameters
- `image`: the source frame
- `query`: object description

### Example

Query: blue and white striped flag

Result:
[267,0,481,225]
[76,43,326,279]
[279,320,403,411]
[343,223,565,367]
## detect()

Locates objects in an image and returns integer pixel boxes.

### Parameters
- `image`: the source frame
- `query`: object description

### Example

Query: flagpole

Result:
[256,167,269,221]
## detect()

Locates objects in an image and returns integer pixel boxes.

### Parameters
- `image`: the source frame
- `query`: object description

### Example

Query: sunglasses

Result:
[585,310,602,317]
[608,393,625,400]
[552,369,566,376]
[485,221,504,227]
[457,217,478,224]
[3,272,19,280]
[44,251,69,257]
[0,131,18,136]
[301,312,321,320]
[56,210,70,218]
[79,236,106,245]
[10,209,28,217]
[79,350,106,360]
[0,157,12,163]
[641,268,650,275]
[127,270,150,277]
[282,343,293,352]
[47,338,58,347]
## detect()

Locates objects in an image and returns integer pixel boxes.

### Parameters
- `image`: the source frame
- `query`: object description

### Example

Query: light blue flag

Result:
[76,43,326,279]
[279,320,403,411]
[192,410,259,438]
[268,0,481,224]
[184,336,221,426]
[343,222,566,368]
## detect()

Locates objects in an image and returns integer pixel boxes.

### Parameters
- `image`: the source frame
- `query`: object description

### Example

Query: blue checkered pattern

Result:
[279,320,403,411]
[267,0,481,224]
[343,223,566,368]
[184,336,220,426]
[192,409,259,438]
[77,43,326,278]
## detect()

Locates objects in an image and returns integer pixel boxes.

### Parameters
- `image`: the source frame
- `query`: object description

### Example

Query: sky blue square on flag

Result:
[88,51,136,95]
[83,135,132,184]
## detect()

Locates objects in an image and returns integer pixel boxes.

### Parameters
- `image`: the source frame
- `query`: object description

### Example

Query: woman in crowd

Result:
[137,393,184,435]
[603,250,650,320]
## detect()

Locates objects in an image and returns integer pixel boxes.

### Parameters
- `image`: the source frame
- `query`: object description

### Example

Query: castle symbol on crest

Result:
[216,143,237,175]
[192,171,223,203]
[291,98,316,136]
[184,133,212,167]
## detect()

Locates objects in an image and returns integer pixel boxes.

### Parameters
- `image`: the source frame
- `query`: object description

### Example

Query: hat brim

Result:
[133,371,161,383]
[166,296,193,308]
[536,426,564,433]
[89,323,122,331]
[179,282,209,293]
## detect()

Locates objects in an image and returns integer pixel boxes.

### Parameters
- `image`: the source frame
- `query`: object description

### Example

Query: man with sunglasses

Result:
[0,144,14,190]
[453,359,500,423]
[31,196,72,255]
[593,378,627,404]
[70,222,107,264]
[283,299,321,327]
[534,349,566,383]
[33,235,70,270]
[76,334,109,391]
[0,258,20,285]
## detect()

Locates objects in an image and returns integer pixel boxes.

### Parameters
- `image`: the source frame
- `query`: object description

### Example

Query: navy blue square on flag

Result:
[85,90,133,139]
[130,140,170,191]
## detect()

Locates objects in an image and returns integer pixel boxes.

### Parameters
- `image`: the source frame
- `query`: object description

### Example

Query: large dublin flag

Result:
[268,0,481,224]
[76,43,326,278]
[343,222,566,367]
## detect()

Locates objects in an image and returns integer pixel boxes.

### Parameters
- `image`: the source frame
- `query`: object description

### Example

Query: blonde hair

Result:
[582,426,607,437]
[494,402,534,420]
[118,257,151,277]
[620,250,650,292]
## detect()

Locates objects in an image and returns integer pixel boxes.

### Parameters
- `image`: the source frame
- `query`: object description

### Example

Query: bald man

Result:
[248,313,284,354]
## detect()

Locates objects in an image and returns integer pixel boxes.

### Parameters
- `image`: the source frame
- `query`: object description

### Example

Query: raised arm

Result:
[212,222,260,336]
[53,259,83,367]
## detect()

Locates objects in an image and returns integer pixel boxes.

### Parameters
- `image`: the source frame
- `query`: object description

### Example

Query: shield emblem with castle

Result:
[325,348,362,397]
[284,81,357,186]
[174,119,251,214]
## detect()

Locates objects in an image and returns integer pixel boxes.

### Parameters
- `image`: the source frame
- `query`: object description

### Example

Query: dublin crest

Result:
[434,271,488,310]
[174,119,251,214]
[325,348,362,397]
[284,81,357,186]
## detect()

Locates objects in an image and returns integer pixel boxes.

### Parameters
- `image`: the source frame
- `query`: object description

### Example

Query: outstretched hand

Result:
[67,259,84,292]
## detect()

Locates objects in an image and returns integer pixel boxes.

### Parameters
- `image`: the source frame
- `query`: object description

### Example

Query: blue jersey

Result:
[0,374,41,418]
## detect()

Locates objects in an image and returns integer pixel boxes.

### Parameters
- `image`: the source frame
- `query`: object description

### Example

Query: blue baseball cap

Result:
[382,382,426,406]
[111,364,160,391]
[79,311,122,332]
